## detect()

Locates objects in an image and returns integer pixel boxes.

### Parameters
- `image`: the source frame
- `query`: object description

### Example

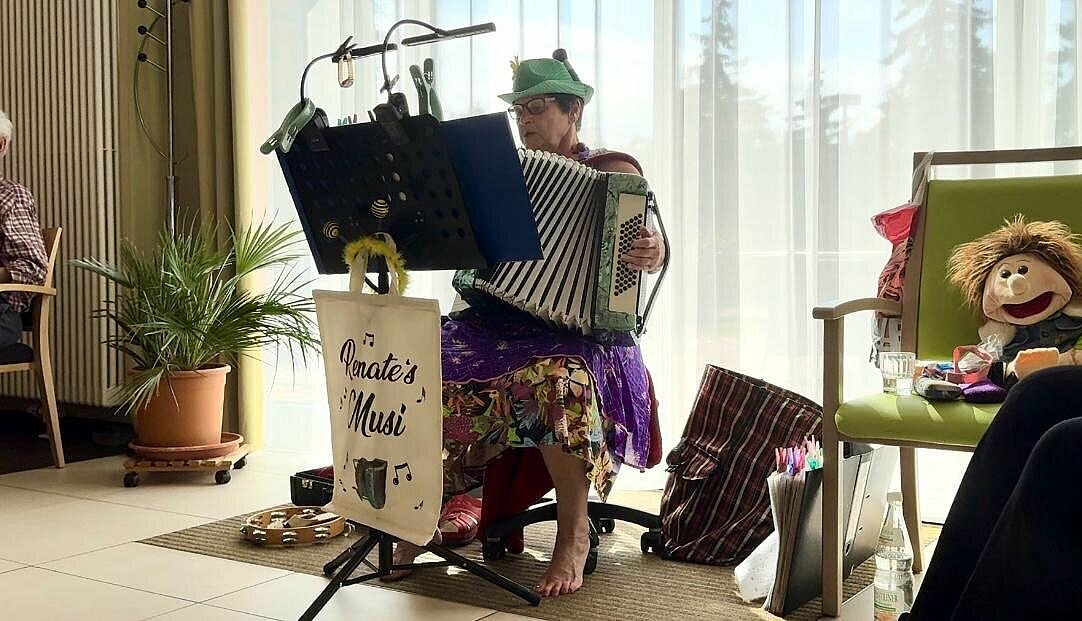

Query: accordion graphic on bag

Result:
[454,149,665,340]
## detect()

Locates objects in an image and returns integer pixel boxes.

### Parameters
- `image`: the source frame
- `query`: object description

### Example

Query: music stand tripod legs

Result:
[299,526,541,620]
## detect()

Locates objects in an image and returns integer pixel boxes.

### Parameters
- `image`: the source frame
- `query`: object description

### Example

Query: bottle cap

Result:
[887,491,904,504]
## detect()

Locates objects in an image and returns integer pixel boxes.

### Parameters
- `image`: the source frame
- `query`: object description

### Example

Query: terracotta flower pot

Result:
[134,364,231,448]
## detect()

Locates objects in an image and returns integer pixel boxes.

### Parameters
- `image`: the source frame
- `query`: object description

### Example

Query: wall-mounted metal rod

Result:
[164,0,176,235]
[136,0,164,19]
[137,24,166,47]
[137,52,166,73]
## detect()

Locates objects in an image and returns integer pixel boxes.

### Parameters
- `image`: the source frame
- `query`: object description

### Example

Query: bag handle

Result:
[911,150,935,205]
[343,233,409,296]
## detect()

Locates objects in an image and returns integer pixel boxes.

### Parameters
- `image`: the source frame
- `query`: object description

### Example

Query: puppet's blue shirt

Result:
[1002,312,1082,362]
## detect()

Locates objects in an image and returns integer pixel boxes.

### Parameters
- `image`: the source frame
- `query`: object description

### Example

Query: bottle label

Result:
[874,586,910,619]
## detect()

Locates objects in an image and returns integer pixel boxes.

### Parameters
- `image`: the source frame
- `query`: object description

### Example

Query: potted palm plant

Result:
[72,221,319,456]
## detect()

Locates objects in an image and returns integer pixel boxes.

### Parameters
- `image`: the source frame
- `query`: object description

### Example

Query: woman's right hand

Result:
[620,226,666,273]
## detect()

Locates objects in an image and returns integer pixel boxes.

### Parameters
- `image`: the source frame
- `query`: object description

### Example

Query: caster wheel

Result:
[233,456,247,470]
[123,472,139,487]
[215,470,231,485]
[482,538,507,562]
[583,548,598,575]
[641,530,665,556]
[597,518,616,534]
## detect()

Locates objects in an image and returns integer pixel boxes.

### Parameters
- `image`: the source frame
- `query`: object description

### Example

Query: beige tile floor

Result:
[0,451,924,620]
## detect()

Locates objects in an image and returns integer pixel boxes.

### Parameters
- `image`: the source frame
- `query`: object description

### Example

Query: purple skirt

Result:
[442,308,653,469]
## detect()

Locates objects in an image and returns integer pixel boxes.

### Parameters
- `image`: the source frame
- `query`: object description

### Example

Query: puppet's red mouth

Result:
[1002,291,1055,319]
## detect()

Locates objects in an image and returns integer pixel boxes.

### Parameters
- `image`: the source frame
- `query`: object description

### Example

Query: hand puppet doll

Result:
[947,216,1082,380]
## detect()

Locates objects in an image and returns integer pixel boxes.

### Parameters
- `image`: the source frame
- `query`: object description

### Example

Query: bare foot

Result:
[380,531,442,583]
[535,518,591,597]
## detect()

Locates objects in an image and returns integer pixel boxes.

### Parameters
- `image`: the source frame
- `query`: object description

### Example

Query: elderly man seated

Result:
[0,110,48,347]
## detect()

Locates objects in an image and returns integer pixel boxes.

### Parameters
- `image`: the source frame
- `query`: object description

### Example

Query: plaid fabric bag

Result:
[660,365,821,565]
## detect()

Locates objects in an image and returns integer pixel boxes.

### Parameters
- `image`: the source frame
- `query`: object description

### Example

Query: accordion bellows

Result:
[454,149,653,340]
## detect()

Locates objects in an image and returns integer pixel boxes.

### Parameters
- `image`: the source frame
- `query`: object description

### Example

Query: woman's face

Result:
[513,95,577,152]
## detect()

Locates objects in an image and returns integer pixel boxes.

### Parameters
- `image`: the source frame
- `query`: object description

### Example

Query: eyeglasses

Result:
[507,97,556,120]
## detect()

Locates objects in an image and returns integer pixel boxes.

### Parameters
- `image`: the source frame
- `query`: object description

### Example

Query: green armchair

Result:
[814,146,1082,616]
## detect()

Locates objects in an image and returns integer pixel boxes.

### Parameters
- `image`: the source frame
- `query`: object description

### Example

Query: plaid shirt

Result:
[0,178,47,313]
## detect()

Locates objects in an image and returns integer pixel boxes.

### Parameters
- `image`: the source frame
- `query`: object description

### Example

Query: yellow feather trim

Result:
[342,235,409,293]
[510,55,520,79]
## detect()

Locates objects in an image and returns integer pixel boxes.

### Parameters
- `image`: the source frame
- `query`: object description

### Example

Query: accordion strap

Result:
[639,192,671,335]
[581,150,644,176]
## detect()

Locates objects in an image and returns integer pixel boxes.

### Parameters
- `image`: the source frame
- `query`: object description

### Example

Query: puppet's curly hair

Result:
[947,215,1082,308]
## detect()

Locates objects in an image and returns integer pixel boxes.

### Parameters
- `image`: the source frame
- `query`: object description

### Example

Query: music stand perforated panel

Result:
[277,114,486,274]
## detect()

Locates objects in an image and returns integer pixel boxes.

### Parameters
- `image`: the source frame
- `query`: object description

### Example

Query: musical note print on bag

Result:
[392,462,413,485]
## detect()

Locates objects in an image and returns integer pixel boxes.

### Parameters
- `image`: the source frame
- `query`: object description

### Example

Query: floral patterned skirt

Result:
[442,356,616,500]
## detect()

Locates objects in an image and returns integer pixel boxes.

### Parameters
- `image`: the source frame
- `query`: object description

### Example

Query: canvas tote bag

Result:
[661,365,821,565]
[314,235,442,546]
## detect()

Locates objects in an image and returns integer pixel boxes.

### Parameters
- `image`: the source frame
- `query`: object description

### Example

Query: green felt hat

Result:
[498,50,594,105]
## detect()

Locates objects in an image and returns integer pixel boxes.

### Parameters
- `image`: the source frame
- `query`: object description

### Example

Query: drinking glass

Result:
[880,352,917,397]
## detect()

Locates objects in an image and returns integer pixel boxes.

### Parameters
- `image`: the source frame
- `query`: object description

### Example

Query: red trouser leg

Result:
[479,448,555,554]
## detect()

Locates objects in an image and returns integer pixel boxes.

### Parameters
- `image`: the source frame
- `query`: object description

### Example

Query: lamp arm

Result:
[300,38,395,103]
[299,51,338,102]
[379,19,445,99]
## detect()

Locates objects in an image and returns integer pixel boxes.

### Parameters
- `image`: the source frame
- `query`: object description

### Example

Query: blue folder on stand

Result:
[441,113,541,264]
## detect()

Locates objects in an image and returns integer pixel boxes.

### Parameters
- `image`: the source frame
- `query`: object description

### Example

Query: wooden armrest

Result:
[0,283,56,296]
[813,297,901,321]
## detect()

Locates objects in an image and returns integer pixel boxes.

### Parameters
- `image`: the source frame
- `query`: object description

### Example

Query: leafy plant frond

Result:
[233,221,308,279]
[69,257,133,289]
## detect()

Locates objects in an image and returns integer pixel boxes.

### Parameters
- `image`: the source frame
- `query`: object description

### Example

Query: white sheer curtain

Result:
[253,0,1082,498]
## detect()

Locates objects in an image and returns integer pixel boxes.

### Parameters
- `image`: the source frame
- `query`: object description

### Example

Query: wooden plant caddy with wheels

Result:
[122,444,250,487]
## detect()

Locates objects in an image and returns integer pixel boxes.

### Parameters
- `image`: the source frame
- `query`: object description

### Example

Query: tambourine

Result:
[241,506,347,546]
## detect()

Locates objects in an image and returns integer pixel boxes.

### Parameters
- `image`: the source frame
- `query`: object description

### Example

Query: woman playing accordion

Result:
[390,50,667,598]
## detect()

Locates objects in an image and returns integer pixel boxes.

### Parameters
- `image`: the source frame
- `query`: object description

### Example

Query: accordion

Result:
[454,149,666,340]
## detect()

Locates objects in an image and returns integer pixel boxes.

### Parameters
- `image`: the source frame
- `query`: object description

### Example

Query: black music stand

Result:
[272,46,543,621]
[286,115,544,616]
[284,117,542,620]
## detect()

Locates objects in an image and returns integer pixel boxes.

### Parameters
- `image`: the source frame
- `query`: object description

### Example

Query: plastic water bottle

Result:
[873,492,914,620]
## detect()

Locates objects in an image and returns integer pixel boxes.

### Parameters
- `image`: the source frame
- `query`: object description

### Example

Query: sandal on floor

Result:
[438,494,482,547]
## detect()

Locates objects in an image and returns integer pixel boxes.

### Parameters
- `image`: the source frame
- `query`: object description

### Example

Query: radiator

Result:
[0,0,123,407]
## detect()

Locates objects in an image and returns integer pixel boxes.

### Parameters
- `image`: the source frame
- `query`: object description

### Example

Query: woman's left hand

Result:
[620,226,666,273]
